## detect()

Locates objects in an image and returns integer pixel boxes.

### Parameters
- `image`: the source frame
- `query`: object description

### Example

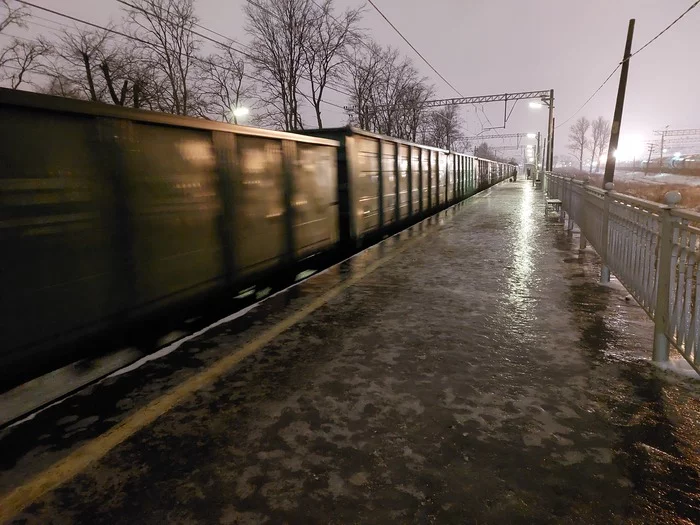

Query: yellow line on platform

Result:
[0,233,423,523]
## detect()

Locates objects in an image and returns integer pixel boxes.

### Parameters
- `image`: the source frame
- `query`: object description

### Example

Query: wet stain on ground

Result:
[2,183,699,524]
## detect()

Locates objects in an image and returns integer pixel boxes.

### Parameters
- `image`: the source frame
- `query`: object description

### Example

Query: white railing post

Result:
[600,183,614,283]
[559,178,566,223]
[579,178,588,250]
[652,191,682,363]
[565,178,574,231]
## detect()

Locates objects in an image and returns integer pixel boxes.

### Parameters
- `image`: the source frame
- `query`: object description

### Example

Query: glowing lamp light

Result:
[232,107,249,118]
[529,102,542,109]
[612,135,645,162]
[526,133,537,139]
[674,151,682,158]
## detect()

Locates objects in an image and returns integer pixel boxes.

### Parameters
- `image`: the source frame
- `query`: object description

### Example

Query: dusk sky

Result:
[24,0,700,159]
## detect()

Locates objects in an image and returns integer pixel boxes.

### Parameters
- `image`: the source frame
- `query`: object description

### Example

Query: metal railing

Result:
[545,172,700,375]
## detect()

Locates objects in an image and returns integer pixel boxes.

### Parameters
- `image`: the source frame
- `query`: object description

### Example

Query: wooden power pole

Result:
[603,19,636,187]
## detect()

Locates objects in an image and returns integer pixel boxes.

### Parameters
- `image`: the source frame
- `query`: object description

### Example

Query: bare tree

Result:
[590,116,611,172]
[394,78,432,142]
[0,0,26,34]
[344,41,383,130]
[43,23,158,108]
[47,27,111,102]
[568,116,590,171]
[198,42,254,123]
[474,142,498,161]
[301,0,361,128]
[0,37,50,89]
[0,0,34,86]
[124,0,201,115]
[344,42,432,141]
[452,136,471,154]
[41,74,82,98]
[425,105,464,150]
[245,0,316,131]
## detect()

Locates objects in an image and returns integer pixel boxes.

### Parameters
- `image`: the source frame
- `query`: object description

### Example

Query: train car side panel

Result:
[123,123,225,307]
[232,136,287,274]
[292,143,339,257]
[0,107,122,360]
[398,143,409,219]
[410,145,420,214]
[381,140,396,226]
[355,137,380,235]
[430,151,438,209]
[421,148,429,211]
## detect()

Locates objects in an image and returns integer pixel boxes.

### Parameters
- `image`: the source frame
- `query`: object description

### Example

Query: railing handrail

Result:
[544,171,699,376]
[608,192,668,213]
[671,208,700,223]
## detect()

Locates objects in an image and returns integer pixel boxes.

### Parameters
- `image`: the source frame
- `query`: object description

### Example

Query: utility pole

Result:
[645,143,655,173]
[659,125,669,167]
[535,131,544,180]
[546,89,555,171]
[550,117,555,170]
[603,19,635,187]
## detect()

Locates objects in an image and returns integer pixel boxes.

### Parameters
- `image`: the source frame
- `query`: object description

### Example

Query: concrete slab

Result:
[1,182,698,524]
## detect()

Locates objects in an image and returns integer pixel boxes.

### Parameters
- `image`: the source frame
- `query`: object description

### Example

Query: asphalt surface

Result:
[1,181,699,524]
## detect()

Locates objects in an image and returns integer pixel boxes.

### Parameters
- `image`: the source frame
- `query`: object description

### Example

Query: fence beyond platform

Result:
[545,172,699,375]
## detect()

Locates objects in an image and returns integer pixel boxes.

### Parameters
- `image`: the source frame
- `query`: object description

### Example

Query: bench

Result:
[546,199,562,213]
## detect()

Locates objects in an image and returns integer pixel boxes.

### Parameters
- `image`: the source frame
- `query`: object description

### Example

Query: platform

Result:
[1,181,699,524]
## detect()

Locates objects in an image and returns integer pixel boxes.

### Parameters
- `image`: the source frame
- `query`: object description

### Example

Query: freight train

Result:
[0,88,514,381]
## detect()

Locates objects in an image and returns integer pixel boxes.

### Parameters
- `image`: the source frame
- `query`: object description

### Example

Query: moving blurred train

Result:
[0,88,514,383]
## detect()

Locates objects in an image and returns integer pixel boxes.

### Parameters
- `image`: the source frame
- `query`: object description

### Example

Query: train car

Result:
[0,88,340,376]
[298,127,504,245]
[0,89,514,383]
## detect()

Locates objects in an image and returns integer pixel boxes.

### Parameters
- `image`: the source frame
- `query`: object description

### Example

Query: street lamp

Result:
[232,106,249,118]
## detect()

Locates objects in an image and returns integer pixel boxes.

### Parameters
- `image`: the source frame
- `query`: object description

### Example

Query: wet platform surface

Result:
[1,181,699,524]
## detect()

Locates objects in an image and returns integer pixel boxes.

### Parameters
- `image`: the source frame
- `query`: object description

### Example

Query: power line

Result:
[116,0,354,99]
[555,0,700,129]
[555,65,620,129]
[12,0,348,113]
[628,0,700,61]
[365,0,463,97]
[312,0,482,129]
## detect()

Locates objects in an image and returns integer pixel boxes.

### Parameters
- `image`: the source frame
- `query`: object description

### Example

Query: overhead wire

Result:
[116,0,354,99]
[554,65,621,129]
[12,0,348,113]
[365,0,462,97]
[556,0,700,129]
[627,0,700,61]
[365,0,489,133]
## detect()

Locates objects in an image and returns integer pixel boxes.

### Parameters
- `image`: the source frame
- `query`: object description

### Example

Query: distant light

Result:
[674,151,682,158]
[529,102,542,109]
[526,133,537,139]
[232,107,249,118]
[663,149,668,153]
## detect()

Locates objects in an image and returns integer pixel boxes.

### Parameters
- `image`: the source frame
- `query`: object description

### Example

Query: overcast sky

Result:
[30,0,700,158]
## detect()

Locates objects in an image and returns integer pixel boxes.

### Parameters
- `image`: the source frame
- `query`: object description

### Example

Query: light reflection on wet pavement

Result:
[1,182,699,524]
